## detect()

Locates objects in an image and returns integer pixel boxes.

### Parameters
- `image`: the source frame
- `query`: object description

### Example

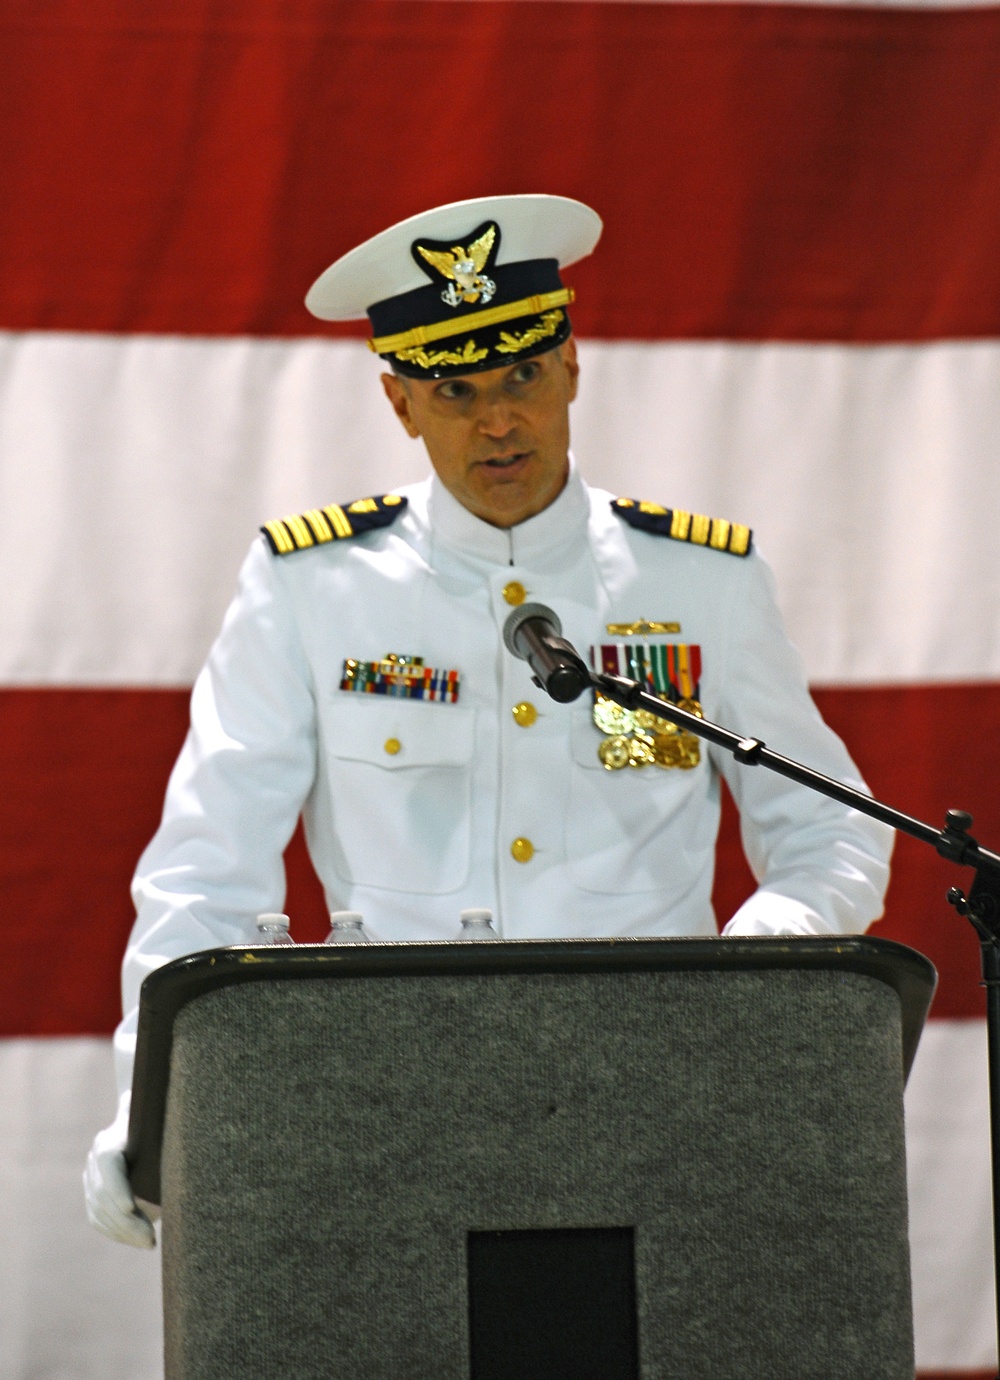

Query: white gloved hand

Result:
[723,914,821,937]
[722,891,833,938]
[83,1092,156,1248]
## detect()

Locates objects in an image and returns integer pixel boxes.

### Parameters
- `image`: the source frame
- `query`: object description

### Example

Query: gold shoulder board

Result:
[612,497,751,557]
[261,494,408,556]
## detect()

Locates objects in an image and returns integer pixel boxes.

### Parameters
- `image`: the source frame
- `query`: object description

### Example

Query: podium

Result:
[127,936,935,1380]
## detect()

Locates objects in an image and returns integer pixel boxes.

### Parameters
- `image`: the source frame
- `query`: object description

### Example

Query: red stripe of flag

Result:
[2,683,996,1034]
[917,1373,997,1380]
[0,0,999,339]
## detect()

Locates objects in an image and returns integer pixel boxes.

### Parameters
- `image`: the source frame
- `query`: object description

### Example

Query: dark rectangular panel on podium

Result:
[468,1227,638,1379]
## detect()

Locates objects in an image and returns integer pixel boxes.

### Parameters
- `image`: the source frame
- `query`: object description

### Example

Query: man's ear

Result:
[380,372,422,439]
[560,337,580,403]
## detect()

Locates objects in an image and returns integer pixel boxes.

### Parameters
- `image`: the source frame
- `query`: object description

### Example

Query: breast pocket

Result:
[325,697,476,894]
[564,709,714,895]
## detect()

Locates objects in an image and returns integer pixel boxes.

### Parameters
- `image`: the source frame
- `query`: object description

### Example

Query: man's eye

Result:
[511,362,540,384]
[437,381,473,401]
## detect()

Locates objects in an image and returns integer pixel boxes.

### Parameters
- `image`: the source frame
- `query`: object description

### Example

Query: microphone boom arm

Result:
[504,603,1000,1363]
[591,670,985,859]
[579,657,1000,1365]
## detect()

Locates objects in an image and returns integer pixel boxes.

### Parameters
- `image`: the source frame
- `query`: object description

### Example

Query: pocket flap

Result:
[328,696,475,768]
[570,709,608,770]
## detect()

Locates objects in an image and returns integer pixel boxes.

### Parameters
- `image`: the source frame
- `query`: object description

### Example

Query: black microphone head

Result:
[546,663,591,703]
[502,602,562,659]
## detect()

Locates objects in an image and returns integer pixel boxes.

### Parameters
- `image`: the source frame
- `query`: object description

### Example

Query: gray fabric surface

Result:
[161,969,913,1378]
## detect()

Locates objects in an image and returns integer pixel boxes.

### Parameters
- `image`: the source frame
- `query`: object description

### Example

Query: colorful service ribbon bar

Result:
[340,654,460,703]
[591,642,702,701]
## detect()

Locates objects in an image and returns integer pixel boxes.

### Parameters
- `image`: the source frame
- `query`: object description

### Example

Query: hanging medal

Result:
[589,640,703,771]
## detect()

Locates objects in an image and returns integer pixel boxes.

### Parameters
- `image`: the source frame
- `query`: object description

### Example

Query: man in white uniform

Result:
[84,195,893,1247]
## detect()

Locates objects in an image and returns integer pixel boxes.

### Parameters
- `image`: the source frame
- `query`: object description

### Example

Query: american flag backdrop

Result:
[1,1,999,1374]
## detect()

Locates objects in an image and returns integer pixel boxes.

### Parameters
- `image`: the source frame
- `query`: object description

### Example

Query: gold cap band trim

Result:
[367,288,575,355]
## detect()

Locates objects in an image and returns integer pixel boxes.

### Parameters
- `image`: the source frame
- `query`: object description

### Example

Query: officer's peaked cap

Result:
[305,195,602,380]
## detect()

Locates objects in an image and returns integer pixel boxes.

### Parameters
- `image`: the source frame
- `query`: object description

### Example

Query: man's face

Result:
[381,339,579,529]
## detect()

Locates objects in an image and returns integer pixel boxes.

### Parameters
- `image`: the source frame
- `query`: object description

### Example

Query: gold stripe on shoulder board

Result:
[613,497,752,557]
[322,503,353,538]
[262,519,295,554]
[260,494,408,556]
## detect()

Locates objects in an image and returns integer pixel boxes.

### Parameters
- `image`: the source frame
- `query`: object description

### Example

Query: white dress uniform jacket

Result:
[115,464,892,1095]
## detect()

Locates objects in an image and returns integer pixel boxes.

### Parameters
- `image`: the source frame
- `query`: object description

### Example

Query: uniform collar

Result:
[426,456,590,568]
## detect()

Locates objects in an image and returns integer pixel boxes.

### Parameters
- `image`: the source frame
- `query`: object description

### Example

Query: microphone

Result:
[502,603,592,703]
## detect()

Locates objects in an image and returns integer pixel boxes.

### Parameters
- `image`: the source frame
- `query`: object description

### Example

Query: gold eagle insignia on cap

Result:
[261,494,407,556]
[416,224,498,309]
[613,498,751,557]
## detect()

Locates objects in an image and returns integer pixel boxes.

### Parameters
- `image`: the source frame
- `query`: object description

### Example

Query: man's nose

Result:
[476,396,517,437]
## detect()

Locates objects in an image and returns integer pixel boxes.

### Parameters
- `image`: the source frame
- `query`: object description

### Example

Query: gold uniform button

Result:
[383,737,401,756]
[511,701,538,728]
[510,837,534,864]
[502,580,527,606]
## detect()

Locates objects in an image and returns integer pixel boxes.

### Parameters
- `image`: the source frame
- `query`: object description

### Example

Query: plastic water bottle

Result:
[256,912,294,945]
[457,908,500,940]
[325,910,372,944]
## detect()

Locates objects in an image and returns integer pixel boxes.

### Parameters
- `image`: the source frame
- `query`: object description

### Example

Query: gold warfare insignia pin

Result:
[605,619,681,636]
[590,641,703,771]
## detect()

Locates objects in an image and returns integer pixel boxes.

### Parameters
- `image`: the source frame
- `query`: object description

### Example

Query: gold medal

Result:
[588,657,705,771]
[633,705,673,733]
[593,694,635,736]
[628,733,656,768]
[671,698,703,767]
[651,727,701,769]
[678,737,701,769]
[677,697,703,718]
[651,730,684,767]
[598,735,631,770]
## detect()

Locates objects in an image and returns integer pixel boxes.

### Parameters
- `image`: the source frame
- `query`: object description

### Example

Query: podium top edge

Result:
[139,933,935,1006]
[137,936,936,1067]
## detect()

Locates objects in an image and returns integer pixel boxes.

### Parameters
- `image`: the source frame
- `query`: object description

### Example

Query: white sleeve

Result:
[712,551,893,937]
[114,539,318,1096]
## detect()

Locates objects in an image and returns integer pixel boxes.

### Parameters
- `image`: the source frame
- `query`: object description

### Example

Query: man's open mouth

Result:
[482,452,530,470]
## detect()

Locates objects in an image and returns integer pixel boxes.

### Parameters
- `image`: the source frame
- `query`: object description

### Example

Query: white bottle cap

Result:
[460,908,493,923]
[329,911,365,926]
[256,912,290,931]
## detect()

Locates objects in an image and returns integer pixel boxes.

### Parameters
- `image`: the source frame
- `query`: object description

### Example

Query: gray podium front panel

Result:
[130,939,935,1380]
